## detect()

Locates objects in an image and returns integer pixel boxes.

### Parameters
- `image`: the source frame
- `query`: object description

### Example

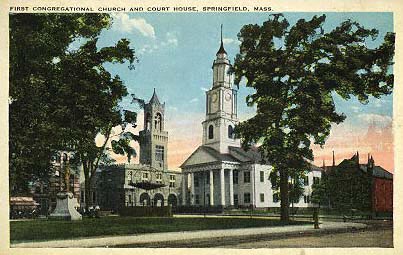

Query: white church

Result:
[180,32,323,209]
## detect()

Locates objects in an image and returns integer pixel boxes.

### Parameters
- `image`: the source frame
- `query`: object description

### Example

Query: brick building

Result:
[323,152,393,214]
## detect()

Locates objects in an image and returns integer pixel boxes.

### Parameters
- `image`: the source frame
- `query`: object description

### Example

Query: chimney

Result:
[367,154,374,176]
[332,151,335,166]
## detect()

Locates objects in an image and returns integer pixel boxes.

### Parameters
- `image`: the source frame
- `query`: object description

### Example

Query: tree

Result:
[9,14,139,209]
[50,29,138,209]
[324,157,372,212]
[233,14,395,221]
[311,180,327,208]
[9,13,112,194]
[269,168,305,215]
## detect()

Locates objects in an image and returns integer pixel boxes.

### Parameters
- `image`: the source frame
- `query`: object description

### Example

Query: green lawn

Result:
[10,216,310,242]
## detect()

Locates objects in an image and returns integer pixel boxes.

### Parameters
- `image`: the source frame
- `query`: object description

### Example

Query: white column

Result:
[251,169,256,207]
[229,169,234,206]
[182,173,187,205]
[220,168,225,206]
[209,170,214,206]
[190,172,195,205]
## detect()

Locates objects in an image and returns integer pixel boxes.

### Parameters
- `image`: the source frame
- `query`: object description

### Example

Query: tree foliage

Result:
[311,180,327,207]
[233,14,394,221]
[269,169,305,206]
[53,33,138,207]
[323,160,372,211]
[9,14,139,207]
[9,14,111,194]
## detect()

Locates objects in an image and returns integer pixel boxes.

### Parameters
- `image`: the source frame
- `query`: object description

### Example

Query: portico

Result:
[181,160,239,207]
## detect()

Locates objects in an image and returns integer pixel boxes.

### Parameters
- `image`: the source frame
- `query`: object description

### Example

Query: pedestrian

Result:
[95,205,100,218]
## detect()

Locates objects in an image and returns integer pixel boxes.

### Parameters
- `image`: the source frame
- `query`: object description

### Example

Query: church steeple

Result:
[216,24,227,55]
[202,25,240,153]
[212,25,231,88]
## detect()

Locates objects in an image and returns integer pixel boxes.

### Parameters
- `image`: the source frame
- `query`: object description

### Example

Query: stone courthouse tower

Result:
[139,89,169,171]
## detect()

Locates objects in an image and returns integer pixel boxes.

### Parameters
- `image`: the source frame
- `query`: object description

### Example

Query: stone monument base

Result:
[49,192,82,221]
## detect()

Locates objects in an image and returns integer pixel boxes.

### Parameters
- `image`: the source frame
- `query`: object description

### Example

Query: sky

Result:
[91,12,394,172]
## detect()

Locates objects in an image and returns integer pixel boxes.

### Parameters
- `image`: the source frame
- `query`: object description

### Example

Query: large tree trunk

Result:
[85,177,91,209]
[83,162,91,212]
[280,167,290,221]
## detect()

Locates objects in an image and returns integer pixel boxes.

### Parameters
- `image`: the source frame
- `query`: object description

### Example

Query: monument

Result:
[49,153,82,220]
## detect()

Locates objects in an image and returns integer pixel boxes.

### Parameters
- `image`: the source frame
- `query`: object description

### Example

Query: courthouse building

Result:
[89,90,182,211]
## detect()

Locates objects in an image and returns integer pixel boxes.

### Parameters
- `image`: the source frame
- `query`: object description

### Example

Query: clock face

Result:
[211,92,218,103]
[210,92,219,113]
[225,92,232,101]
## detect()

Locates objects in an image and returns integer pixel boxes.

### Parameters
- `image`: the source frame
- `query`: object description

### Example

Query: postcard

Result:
[1,0,402,254]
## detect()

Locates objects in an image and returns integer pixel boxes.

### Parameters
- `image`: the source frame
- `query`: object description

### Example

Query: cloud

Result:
[138,32,179,55]
[189,98,199,103]
[351,106,360,113]
[312,117,394,171]
[200,87,209,92]
[358,113,392,126]
[161,32,178,47]
[373,98,384,108]
[112,13,155,38]
[168,106,178,112]
[222,37,240,45]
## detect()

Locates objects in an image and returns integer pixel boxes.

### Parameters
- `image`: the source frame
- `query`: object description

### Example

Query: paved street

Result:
[218,228,393,248]
[120,220,392,248]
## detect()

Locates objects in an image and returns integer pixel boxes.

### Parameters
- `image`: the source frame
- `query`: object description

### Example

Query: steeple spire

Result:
[221,24,223,43]
[216,24,227,55]
[149,88,161,105]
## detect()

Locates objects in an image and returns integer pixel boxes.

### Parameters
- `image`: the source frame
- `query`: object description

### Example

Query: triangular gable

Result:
[180,146,220,168]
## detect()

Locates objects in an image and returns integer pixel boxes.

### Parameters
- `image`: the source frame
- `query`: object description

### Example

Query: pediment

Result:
[181,147,220,168]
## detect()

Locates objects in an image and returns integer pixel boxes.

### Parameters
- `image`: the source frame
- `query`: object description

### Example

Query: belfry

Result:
[202,24,240,153]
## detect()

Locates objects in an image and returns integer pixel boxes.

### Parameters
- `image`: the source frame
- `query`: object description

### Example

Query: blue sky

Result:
[94,12,393,128]
[84,12,395,169]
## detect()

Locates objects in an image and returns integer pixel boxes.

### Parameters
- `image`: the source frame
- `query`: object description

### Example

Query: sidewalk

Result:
[11,221,367,248]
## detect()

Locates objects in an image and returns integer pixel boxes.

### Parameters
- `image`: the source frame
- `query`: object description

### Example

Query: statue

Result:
[63,158,70,192]
[49,152,82,221]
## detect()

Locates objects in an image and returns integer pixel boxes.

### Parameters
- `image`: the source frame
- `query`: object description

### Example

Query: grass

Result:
[10,216,310,242]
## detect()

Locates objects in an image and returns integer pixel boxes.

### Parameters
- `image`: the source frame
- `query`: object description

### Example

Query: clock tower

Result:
[202,26,240,153]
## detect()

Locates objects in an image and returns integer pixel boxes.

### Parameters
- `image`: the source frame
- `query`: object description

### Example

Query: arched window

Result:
[154,113,162,131]
[208,125,214,139]
[145,113,151,131]
[228,125,234,139]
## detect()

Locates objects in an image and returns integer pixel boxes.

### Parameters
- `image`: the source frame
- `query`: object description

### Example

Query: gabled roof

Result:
[181,144,326,171]
[310,164,324,172]
[359,164,393,179]
[181,145,267,169]
[325,154,393,180]
[180,146,240,168]
[228,146,262,163]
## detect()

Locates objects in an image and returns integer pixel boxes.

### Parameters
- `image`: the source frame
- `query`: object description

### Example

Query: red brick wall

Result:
[372,178,393,212]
